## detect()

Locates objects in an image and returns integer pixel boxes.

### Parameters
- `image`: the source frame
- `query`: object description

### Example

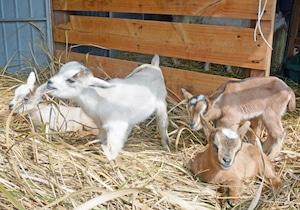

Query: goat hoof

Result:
[225,199,237,208]
[165,144,172,152]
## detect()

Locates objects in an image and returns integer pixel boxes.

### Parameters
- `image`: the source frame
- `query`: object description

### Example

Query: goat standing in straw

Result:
[190,118,282,207]
[182,76,296,159]
[46,55,171,160]
[9,71,98,134]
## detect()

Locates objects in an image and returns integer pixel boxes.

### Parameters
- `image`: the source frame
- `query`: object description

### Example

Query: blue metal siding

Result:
[0,0,52,73]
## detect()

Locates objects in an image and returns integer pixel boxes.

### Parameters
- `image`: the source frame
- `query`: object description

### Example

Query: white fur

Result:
[221,128,238,139]
[46,55,170,160]
[190,95,205,105]
[9,72,97,133]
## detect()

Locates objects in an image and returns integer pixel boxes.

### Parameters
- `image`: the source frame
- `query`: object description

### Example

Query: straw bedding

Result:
[0,61,299,210]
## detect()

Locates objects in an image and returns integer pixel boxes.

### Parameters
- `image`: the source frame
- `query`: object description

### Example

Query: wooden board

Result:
[55,50,233,99]
[52,0,273,20]
[52,0,278,100]
[53,16,271,70]
[286,0,300,59]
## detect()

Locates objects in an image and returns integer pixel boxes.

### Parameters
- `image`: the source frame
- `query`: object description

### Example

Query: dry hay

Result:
[0,63,300,210]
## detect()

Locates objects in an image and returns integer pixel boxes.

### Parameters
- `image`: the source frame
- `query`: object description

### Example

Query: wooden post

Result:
[287,0,300,59]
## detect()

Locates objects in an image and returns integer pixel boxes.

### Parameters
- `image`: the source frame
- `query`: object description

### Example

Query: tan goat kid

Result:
[190,119,282,206]
[182,76,296,159]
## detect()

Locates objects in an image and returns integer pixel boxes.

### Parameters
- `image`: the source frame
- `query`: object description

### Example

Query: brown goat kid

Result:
[182,76,296,159]
[190,120,282,206]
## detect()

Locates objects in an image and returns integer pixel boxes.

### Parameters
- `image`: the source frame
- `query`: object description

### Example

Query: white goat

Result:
[182,76,296,159]
[9,72,98,134]
[190,120,282,207]
[173,12,286,71]
[46,55,171,160]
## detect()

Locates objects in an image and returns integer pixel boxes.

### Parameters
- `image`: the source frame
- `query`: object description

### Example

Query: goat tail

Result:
[288,90,296,112]
[151,54,160,66]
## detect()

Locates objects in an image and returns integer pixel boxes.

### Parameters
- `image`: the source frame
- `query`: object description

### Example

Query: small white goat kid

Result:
[46,55,171,160]
[9,72,97,133]
[182,76,296,159]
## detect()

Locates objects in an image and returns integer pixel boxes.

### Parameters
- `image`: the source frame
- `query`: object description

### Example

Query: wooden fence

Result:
[52,0,277,99]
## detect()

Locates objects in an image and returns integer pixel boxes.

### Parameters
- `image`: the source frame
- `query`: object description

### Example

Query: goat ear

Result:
[27,71,36,85]
[209,129,217,143]
[151,54,160,66]
[200,113,215,138]
[181,88,193,100]
[73,69,90,79]
[29,87,36,96]
[89,77,115,89]
[238,121,251,139]
[73,69,115,88]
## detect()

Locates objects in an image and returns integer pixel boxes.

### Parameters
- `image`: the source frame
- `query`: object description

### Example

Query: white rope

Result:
[254,0,273,49]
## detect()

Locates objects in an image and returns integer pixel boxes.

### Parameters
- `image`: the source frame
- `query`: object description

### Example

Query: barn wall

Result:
[52,0,277,98]
[0,0,53,73]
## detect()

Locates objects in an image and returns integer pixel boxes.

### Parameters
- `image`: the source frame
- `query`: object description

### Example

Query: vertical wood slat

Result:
[286,0,300,59]
[249,0,277,77]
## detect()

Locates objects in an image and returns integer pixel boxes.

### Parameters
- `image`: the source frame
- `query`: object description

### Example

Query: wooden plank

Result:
[287,0,300,59]
[248,69,266,77]
[295,38,300,46]
[261,8,276,76]
[53,11,70,25]
[52,11,71,56]
[53,16,272,71]
[52,0,274,20]
[55,50,233,99]
[248,1,276,77]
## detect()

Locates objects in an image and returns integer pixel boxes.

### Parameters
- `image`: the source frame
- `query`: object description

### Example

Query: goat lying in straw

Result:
[190,117,282,207]
[182,76,296,159]
[9,71,98,134]
[46,55,171,160]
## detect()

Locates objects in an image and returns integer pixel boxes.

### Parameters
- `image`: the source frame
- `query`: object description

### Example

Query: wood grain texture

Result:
[55,50,233,99]
[52,0,277,95]
[53,16,272,70]
[52,0,274,20]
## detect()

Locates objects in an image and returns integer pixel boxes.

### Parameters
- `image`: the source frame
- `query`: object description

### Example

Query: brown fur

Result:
[182,76,296,159]
[190,121,282,206]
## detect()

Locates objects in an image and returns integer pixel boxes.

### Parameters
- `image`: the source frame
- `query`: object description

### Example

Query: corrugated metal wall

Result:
[0,0,52,73]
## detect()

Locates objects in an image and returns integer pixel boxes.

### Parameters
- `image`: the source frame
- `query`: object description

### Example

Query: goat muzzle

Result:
[190,122,196,130]
[220,157,232,170]
[8,104,13,111]
[46,80,56,90]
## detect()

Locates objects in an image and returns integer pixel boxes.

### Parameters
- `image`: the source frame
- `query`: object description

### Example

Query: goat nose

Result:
[190,122,195,129]
[8,104,13,110]
[223,157,231,164]
[47,80,55,90]
[47,80,52,85]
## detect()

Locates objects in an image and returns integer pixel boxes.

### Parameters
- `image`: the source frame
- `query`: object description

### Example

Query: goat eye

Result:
[212,143,218,152]
[66,78,75,83]
[23,97,29,102]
